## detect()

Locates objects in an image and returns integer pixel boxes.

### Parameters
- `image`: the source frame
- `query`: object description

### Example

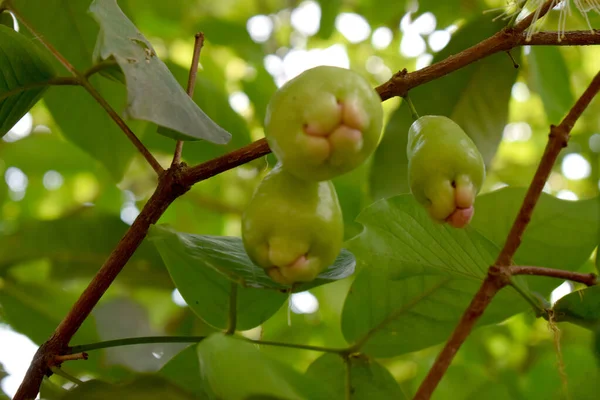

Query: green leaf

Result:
[342,195,527,357]
[159,345,210,398]
[528,47,574,123]
[0,25,55,138]
[305,353,408,399]
[317,0,342,39]
[369,16,518,200]
[14,0,143,180]
[197,334,334,399]
[88,0,231,144]
[0,280,98,346]
[0,210,170,288]
[40,377,68,400]
[60,375,196,400]
[471,188,599,295]
[149,224,356,329]
[553,285,600,330]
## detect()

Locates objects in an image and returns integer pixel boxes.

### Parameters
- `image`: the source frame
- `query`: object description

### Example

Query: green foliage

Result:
[471,188,599,295]
[1,1,599,399]
[149,224,355,329]
[553,285,600,330]
[0,25,55,138]
[196,334,335,399]
[59,375,196,400]
[89,0,231,144]
[306,353,407,399]
[343,195,527,356]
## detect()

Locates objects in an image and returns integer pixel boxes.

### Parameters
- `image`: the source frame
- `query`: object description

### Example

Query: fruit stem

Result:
[403,93,420,121]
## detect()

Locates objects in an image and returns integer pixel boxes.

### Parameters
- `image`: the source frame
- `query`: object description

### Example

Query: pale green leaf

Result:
[88,0,231,144]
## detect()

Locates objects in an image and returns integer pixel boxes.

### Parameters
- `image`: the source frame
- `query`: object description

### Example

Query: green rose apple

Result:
[242,163,344,285]
[264,66,383,181]
[407,115,486,228]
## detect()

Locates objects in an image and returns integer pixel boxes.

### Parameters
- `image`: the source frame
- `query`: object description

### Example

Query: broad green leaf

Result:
[471,188,599,295]
[149,224,356,329]
[305,353,407,399]
[434,364,513,400]
[0,210,170,288]
[0,280,99,346]
[0,25,55,138]
[197,334,334,399]
[370,16,518,200]
[342,195,527,356]
[60,375,196,400]
[89,0,231,144]
[528,47,574,123]
[159,345,209,398]
[40,377,68,400]
[14,0,142,180]
[317,0,342,39]
[553,285,600,330]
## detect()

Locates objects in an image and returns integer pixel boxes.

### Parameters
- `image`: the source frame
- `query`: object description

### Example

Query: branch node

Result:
[53,353,88,365]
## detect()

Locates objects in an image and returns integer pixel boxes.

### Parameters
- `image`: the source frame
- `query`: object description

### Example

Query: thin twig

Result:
[69,336,206,354]
[83,59,120,78]
[0,77,80,102]
[67,335,344,354]
[344,356,352,400]
[49,367,83,386]
[53,353,87,363]
[173,32,205,166]
[414,69,600,400]
[511,265,598,286]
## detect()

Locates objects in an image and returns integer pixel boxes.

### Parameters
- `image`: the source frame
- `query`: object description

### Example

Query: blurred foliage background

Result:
[1,0,600,398]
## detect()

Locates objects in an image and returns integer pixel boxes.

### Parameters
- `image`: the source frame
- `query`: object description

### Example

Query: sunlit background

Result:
[1,0,600,398]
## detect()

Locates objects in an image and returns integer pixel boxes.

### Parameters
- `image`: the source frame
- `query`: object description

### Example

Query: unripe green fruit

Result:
[265,66,384,181]
[407,115,485,228]
[242,164,344,285]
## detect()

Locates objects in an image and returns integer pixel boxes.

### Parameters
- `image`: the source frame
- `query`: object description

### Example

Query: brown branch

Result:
[511,266,598,286]
[53,353,88,363]
[414,69,600,400]
[173,32,205,166]
[182,138,270,185]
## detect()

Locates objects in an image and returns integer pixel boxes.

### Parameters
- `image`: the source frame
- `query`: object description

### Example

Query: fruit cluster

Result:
[241,66,487,286]
[242,66,384,285]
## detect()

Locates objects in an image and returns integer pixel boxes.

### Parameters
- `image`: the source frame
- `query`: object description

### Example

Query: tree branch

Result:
[377,27,600,100]
[511,266,598,286]
[173,32,205,166]
[414,69,600,400]
[182,138,270,185]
